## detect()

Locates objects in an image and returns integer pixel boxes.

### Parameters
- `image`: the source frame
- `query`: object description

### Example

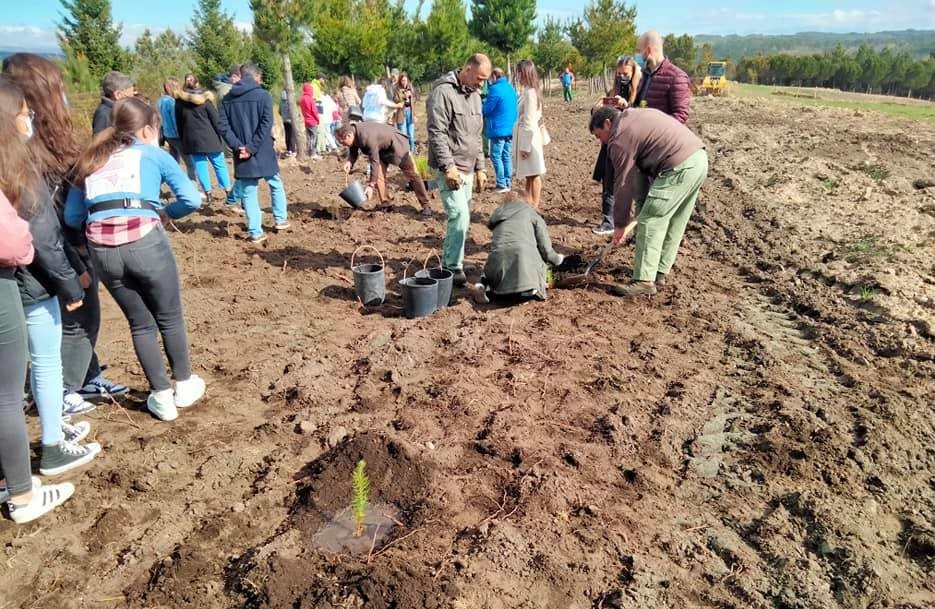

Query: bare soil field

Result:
[1,91,933,609]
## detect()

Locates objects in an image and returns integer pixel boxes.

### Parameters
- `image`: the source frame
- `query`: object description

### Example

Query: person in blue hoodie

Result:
[482,68,518,193]
[217,63,289,244]
[65,97,205,423]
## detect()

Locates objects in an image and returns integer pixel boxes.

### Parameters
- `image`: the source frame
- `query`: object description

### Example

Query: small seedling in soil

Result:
[414,155,431,180]
[860,285,876,302]
[815,173,838,192]
[761,174,781,188]
[352,459,370,537]
[861,162,890,183]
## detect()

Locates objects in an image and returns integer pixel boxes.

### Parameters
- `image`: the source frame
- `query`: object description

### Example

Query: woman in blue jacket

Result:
[482,68,518,193]
[65,97,205,422]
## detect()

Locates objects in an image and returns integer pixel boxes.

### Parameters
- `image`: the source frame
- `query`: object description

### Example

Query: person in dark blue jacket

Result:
[217,63,290,244]
[482,68,518,193]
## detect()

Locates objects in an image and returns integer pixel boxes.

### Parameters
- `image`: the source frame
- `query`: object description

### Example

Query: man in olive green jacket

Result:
[426,53,492,285]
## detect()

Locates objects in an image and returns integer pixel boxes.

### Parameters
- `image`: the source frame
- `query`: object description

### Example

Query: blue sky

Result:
[2,1,934,51]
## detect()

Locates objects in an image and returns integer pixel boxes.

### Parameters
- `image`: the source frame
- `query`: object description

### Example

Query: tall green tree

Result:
[469,0,536,80]
[567,0,637,89]
[310,0,391,80]
[132,28,194,99]
[418,0,474,80]
[189,0,247,87]
[663,33,696,74]
[532,17,578,94]
[58,0,129,81]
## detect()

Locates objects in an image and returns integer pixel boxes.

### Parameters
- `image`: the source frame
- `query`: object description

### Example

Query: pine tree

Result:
[310,0,391,81]
[251,0,314,156]
[419,0,473,80]
[132,28,194,99]
[469,0,536,80]
[189,0,247,87]
[58,0,129,81]
[567,0,637,89]
[533,17,578,94]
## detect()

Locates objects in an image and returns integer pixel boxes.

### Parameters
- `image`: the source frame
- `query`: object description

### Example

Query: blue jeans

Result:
[24,297,64,446]
[397,108,415,152]
[489,136,513,189]
[238,174,288,239]
[191,152,231,193]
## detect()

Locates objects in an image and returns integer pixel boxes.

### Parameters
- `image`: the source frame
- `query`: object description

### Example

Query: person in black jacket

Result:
[218,63,290,244]
[175,74,232,201]
[0,77,102,480]
[91,71,134,136]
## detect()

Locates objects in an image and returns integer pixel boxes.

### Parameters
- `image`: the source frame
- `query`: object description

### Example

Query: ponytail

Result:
[73,97,158,186]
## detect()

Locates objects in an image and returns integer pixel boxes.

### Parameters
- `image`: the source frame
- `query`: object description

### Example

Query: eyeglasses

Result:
[19,109,35,121]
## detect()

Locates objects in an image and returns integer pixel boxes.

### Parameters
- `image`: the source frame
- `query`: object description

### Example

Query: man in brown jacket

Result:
[589,106,707,297]
[337,122,430,215]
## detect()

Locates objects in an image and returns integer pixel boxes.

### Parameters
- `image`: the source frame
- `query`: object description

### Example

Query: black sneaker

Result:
[655,272,667,286]
[592,221,614,236]
[39,440,102,476]
[446,268,467,287]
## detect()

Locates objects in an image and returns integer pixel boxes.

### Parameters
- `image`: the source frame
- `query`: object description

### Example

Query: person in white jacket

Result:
[320,93,339,152]
[361,80,398,124]
[513,60,547,209]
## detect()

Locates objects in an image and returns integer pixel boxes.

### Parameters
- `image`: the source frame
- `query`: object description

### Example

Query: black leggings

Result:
[0,276,32,496]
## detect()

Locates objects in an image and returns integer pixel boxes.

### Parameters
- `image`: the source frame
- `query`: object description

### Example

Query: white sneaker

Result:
[147,389,178,421]
[496,187,510,194]
[8,481,75,524]
[174,375,205,409]
[62,419,91,443]
[0,476,41,504]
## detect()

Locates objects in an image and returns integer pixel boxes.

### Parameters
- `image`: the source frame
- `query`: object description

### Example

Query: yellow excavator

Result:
[700,61,729,96]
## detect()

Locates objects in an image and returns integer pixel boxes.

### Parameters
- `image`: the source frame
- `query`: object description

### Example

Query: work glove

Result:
[475,170,488,191]
[444,166,462,190]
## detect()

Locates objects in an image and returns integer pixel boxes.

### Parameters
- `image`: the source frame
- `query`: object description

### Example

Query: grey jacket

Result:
[483,201,562,295]
[426,71,484,173]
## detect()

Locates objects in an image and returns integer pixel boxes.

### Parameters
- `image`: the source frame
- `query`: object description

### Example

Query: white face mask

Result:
[22,116,33,141]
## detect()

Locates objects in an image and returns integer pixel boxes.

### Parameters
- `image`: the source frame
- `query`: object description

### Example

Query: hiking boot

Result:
[8,481,75,524]
[62,419,91,444]
[655,272,667,286]
[175,375,206,409]
[225,190,238,205]
[80,375,129,399]
[39,440,102,476]
[592,221,614,236]
[249,234,268,244]
[63,390,95,416]
[147,389,178,421]
[611,281,658,298]
[445,267,467,287]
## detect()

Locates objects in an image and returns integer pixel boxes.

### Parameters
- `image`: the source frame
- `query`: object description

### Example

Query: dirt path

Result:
[1,93,932,609]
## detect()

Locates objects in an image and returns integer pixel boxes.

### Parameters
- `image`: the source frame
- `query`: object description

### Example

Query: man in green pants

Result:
[427,53,492,286]
[588,106,707,297]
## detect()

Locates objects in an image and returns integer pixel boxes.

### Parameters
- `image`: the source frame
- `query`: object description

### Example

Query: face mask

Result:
[21,116,33,141]
[634,54,646,70]
[617,74,631,85]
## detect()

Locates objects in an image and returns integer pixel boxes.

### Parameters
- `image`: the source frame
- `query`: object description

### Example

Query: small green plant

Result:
[815,173,838,192]
[844,235,893,262]
[859,285,876,302]
[861,162,890,183]
[762,174,781,188]
[414,155,431,180]
[352,459,370,537]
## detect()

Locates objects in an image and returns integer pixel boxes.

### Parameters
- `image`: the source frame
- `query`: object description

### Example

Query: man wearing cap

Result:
[92,71,135,135]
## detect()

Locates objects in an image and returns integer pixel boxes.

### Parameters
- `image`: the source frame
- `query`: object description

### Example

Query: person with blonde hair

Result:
[513,59,547,209]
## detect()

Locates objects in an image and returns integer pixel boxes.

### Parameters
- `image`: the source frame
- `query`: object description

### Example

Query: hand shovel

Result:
[555,220,637,289]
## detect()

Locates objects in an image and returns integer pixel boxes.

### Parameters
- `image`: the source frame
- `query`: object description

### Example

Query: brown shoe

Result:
[611,281,657,298]
[655,272,667,286]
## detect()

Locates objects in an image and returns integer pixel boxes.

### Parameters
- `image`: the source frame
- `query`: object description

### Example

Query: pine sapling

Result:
[352,459,370,537]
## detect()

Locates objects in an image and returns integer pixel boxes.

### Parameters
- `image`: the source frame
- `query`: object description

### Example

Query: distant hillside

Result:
[696,30,935,61]
[0,47,63,60]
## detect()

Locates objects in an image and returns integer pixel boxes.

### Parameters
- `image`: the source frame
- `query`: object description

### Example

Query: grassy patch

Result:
[733,83,935,125]
[860,162,890,182]
[843,235,908,262]
[860,285,876,302]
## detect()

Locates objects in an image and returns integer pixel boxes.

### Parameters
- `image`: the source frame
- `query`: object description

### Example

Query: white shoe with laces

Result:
[147,389,178,421]
[174,375,206,409]
[62,419,91,444]
[8,480,75,524]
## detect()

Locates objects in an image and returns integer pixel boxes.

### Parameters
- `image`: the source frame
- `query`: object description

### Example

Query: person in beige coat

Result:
[513,60,546,208]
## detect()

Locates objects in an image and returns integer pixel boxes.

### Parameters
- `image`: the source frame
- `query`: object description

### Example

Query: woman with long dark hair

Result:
[0,75,102,478]
[175,73,232,201]
[64,97,205,422]
[513,60,547,209]
[0,82,75,523]
[3,52,128,415]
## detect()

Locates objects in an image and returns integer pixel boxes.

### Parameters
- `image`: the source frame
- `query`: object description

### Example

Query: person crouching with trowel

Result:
[336,122,432,216]
[588,106,708,297]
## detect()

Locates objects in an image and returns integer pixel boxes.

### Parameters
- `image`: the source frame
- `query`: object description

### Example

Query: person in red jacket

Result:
[634,31,691,124]
[299,82,320,161]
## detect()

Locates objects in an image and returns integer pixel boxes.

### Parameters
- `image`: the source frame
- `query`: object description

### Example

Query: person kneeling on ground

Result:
[336,122,432,216]
[472,195,573,304]
[64,97,207,422]
[589,106,708,297]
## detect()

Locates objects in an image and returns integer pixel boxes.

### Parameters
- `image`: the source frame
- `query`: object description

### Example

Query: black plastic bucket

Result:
[340,180,368,209]
[400,276,438,319]
[414,253,453,308]
[351,245,385,305]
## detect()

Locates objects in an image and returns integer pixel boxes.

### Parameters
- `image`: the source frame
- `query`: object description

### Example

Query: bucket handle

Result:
[401,257,415,283]
[422,250,443,272]
[351,245,385,270]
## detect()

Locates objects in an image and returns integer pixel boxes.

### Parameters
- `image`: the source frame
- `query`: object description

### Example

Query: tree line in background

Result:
[735,45,935,98]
